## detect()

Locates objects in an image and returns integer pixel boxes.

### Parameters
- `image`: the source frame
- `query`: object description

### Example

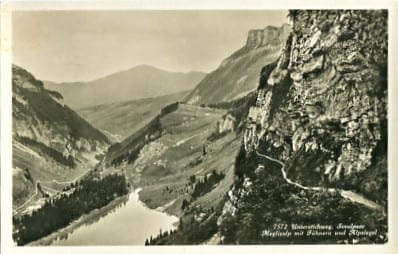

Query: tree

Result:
[13,174,129,245]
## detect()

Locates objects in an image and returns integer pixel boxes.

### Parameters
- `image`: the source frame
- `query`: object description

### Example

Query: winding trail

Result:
[15,183,40,211]
[14,168,92,213]
[255,151,384,212]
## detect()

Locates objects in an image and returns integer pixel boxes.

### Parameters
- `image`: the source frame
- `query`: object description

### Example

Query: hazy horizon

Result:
[13,10,288,83]
[38,64,208,84]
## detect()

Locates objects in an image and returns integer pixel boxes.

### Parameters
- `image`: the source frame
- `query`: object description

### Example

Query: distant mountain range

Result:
[183,24,291,105]
[44,65,206,109]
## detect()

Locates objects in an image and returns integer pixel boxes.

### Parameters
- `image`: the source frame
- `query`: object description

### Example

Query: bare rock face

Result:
[246,24,291,49]
[218,114,236,134]
[244,10,387,181]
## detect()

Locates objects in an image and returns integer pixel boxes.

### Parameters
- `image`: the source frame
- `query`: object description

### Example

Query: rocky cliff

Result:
[219,10,388,244]
[246,24,291,49]
[183,24,291,105]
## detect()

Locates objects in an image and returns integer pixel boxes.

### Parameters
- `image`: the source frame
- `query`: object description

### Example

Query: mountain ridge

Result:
[183,23,291,105]
[45,64,206,85]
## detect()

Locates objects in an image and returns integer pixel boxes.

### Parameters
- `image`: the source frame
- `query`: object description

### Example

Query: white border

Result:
[1,1,397,254]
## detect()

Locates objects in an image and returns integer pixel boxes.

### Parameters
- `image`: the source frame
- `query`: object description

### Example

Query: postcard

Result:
[1,1,397,254]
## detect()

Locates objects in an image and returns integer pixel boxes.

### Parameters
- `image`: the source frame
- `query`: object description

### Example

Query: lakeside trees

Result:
[13,173,129,245]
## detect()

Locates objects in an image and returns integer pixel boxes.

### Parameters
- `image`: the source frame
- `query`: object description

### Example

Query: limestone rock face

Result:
[217,10,388,244]
[244,10,387,180]
[246,24,291,49]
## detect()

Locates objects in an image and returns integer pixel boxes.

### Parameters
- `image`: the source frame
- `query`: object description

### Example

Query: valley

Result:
[78,90,189,141]
[12,64,245,244]
[99,103,241,217]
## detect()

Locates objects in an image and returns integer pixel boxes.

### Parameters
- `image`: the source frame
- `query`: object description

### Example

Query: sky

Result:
[12,10,288,83]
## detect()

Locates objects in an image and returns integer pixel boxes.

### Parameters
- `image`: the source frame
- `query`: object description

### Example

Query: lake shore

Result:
[28,187,179,246]
[28,194,129,246]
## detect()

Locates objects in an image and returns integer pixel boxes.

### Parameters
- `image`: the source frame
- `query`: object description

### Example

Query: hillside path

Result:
[14,168,92,212]
[255,151,384,212]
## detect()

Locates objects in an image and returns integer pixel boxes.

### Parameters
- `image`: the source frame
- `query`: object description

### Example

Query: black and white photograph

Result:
[1,1,397,253]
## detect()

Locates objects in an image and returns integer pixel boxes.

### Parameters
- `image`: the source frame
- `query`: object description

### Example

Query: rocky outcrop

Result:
[244,10,387,181]
[217,114,236,134]
[13,65,44,92]
[184,24,291,105]
[246,24,291,49]
[47,90,65,107]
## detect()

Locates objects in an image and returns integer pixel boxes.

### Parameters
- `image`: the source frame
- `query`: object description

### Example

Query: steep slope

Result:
[44,65,206,109]
[183,24,291,105]
[218,10,388,244]
[77,90,189,141]
[12,65,110,212]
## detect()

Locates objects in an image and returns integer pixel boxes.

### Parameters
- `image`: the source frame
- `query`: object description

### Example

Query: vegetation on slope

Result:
[220,148,387,244]
[146,200,224,245]
[13,173,129,245]
[19,89,109,143]
[13,65,110,144]
[16,136,76,168]
[106,102,180,167]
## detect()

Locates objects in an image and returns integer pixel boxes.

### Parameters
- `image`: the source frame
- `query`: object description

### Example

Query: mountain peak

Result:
[131,64,160,71]
[44,64,206,109]
[130,64,206,76]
